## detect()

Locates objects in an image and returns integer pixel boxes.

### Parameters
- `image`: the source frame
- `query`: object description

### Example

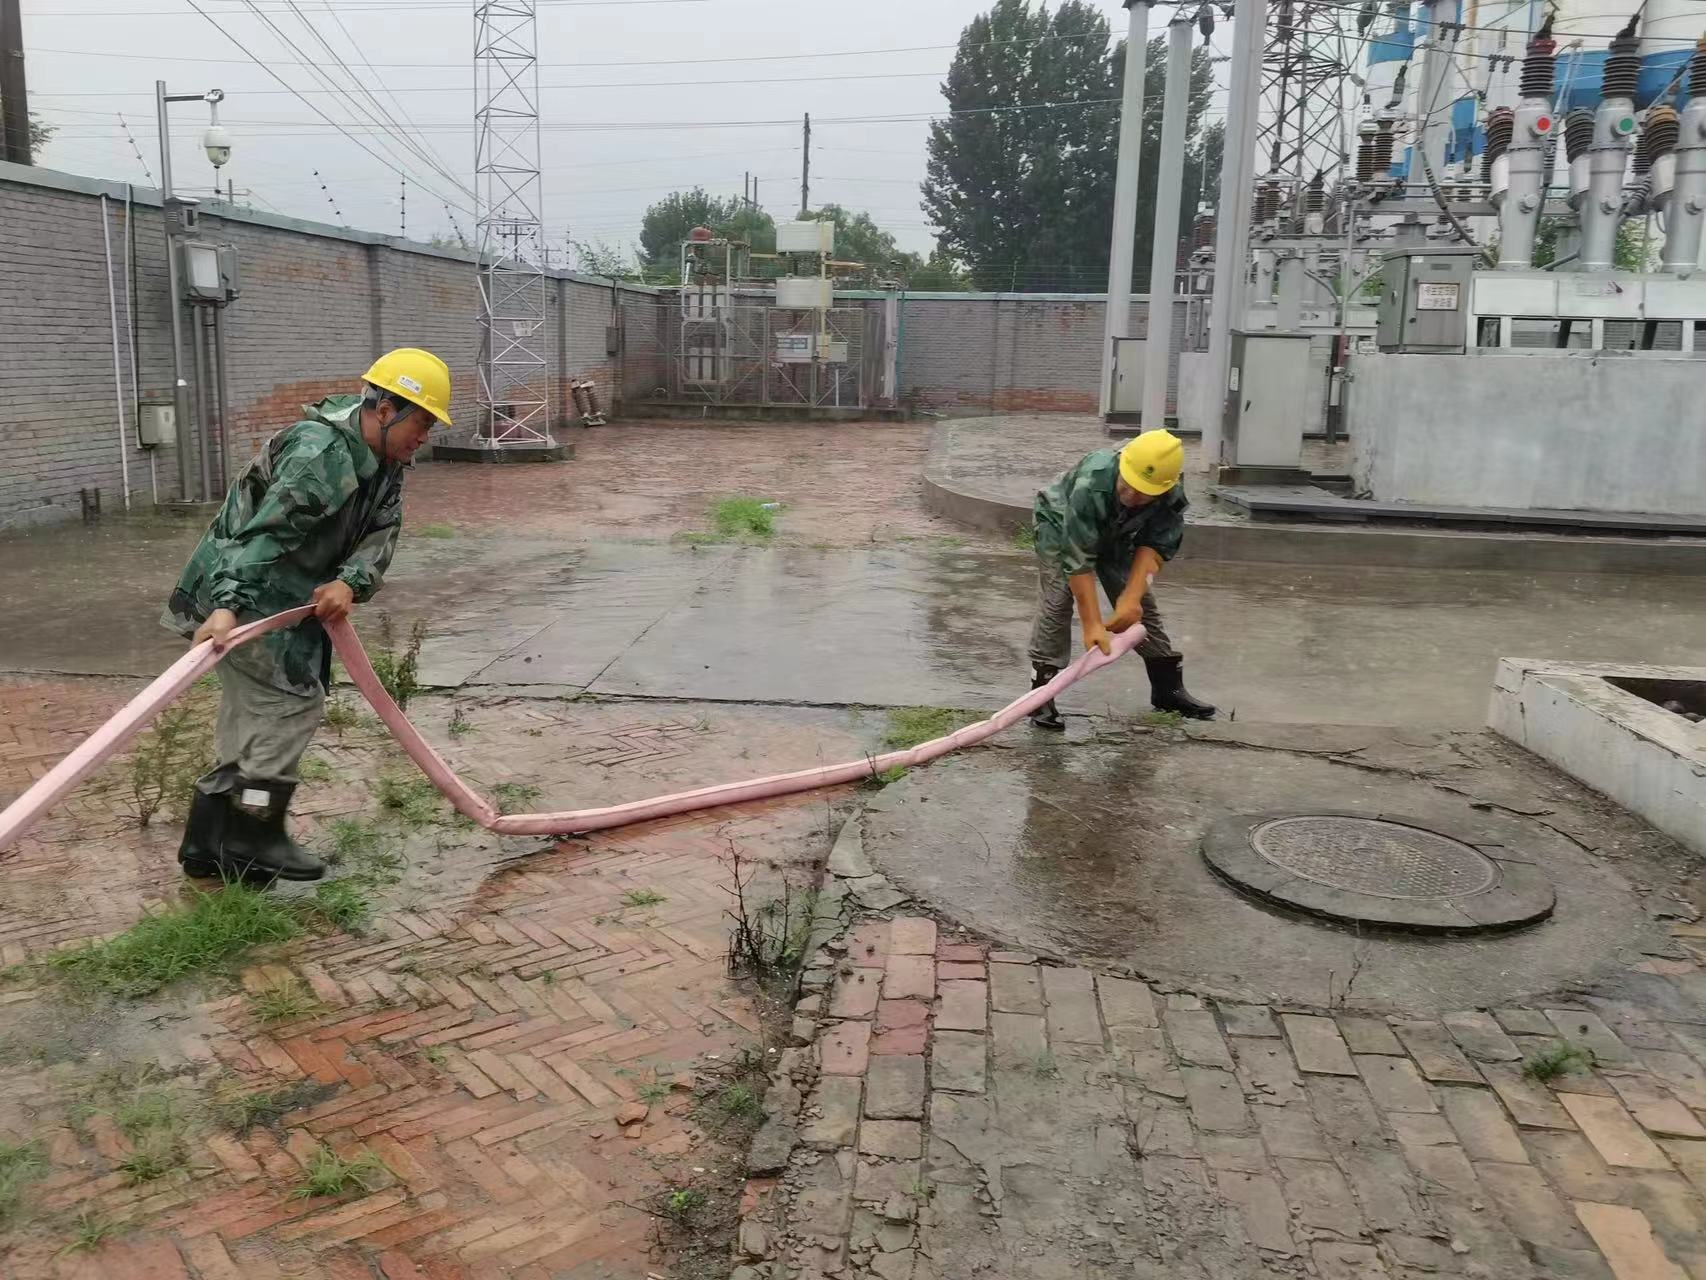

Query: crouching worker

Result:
[1027,429,1216,730]
[161,348,452,881]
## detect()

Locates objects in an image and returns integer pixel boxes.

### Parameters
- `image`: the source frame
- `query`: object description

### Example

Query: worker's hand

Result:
[1082,620,1113,657]
[193,608,238,648]
[1108,597,1145,633]
[311,579,356,624]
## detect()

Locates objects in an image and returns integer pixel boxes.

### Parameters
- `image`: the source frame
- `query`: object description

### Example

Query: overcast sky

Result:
[22,0,1230,266]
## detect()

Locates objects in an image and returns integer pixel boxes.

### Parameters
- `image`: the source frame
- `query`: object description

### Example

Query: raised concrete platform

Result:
[1215,484,1706,536]
[424,435,573,464]
[924,414,1706,575]
[630,400,908,423]
[1491,659,1706,857]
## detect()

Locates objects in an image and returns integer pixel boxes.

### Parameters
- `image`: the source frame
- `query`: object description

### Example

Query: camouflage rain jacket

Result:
[162,395,404,695]
[1033,447,1188,579]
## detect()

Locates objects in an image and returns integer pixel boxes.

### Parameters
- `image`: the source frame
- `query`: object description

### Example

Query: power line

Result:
[180,0,477,213]
[35,0,712,14]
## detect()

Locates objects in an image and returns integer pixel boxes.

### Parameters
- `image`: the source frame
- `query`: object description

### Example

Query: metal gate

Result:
[619,297,880,409]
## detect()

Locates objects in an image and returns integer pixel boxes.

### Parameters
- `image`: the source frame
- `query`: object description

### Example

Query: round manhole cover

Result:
[1201,813,1555,934]
[1250,817,1498,900]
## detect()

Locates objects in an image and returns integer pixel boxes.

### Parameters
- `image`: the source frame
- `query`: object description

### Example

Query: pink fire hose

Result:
[0,608,1145,851]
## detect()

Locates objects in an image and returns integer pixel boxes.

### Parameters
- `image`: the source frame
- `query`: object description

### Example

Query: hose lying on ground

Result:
[0,608,1146,850]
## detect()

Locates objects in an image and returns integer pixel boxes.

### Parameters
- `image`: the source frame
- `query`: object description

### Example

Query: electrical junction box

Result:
[181,240,240,303]
[137,400,176,448]
[775,277,832,310]
[1226,330,1312,468]
[777,220,835,255]
[1376,246,1479,352]
[775,333,848,364]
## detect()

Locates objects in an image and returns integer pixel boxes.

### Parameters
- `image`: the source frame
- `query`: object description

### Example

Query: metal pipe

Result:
[190,306,211,501]
[1099,0,1152,418]
[213,305,231,493]
[1142,11,1193,432]
[157,80,192,501]
[99,195,132,512]
[1203,0,1268,464]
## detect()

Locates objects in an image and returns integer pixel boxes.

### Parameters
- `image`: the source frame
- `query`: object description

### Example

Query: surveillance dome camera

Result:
[203,124,232,169]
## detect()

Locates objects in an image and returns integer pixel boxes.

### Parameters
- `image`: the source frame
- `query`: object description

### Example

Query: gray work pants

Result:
[1027,556,1177,671]
[195,642,325,795]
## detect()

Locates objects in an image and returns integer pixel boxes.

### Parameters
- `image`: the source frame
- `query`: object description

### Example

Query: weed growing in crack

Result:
[322,698,362,734]
[367,614,426,710]
[250,977,323,1024]
[1137,710,1184,728]
[210,1081,329,1134]
[60,1207,118,1254]
[126,680,216,827]
[291,1146,388,1199]
[637,1080,672,1105]
[883,706,974,750]
[310,881,372,933]
[377,773,442,826]
[1024,1051,1059,1079]
[663,1187,707,1224]
[1010,522,1037,550]
[1523,1042,1592,1082]
[0,1141,46,1225]
[324,818,382,865]
[723,844,815,988]
[415,522,456,539]
[491,782,541,815]
[448,707,472,738]
[715,1083,762,1121]
[622,889,666,908]
[421,1046,447,1066]
[296,754,334,783]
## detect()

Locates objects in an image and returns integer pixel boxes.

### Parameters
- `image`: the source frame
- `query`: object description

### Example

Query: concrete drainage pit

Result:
[1201,812,1555,934]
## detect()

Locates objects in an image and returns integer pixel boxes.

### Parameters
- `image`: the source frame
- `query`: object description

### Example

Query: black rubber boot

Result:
[1145,655,1217,720]
[177,780,228,879]
[218,780,326,882]
[1029,665,1066,731]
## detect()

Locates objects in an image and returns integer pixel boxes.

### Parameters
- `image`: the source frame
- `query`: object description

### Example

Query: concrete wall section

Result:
[1490,658,1706,856]
[895,295,1188,416]
[1350,352,1706,516]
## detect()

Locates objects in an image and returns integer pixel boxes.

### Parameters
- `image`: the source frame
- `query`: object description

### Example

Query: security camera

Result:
[203,124,232,170]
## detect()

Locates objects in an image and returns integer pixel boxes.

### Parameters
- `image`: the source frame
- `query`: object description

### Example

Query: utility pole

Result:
[400,178,406,238]
[1098,0,1152,418]
[0,0,31,165]
[1142,10,1194,432]
[800,112,811,217]
[1202,0,1267,466]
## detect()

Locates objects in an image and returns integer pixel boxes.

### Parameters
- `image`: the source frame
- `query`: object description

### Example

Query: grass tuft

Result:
[296,754,334,783]
[308,881,372,933]
[711,497,777,539]
[0,1141,46,1225]
[322,698,361,733]
[50,882,302,997]
[448,707,472,738]
[292,1146,389,1199]
[377,773,442,826]
[1523,1042,1592,1082]
[367,614,426,710]
[1138,710,1184,728]
[663,1187,707,1224]
[622,889,666,908]
[1010,522,1037,550]
[61,1207,118,1254]
[211,1081,328,1134]
[415,522,456,539]
[250,977,323,1025]
[883,706,976,750]
[491,782,541,816]
[127,683,216,827]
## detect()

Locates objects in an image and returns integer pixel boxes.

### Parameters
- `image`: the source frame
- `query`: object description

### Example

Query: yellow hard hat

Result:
[362,347,453,426]
[1119,429,1184,496]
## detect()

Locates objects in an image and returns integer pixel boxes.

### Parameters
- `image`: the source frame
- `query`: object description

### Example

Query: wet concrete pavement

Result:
[862,722,1676,1013]
[3,521,1704,729]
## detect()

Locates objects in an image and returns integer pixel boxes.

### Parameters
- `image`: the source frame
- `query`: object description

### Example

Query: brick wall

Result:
[0,164,649,530]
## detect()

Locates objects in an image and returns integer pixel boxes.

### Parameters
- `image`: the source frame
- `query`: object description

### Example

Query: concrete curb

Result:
[922,458,1706,576]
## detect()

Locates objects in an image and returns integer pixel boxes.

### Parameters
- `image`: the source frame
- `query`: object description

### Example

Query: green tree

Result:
[0,109,54,161]
[906,251,975,291]
[922,0,1213,292]
[639,188,736,268]
[801,204,916,271]
[570,237,640,277]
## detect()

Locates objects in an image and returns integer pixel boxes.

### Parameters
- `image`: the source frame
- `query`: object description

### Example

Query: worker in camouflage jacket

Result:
[1026,429,1216,730]
[162,348,452,883]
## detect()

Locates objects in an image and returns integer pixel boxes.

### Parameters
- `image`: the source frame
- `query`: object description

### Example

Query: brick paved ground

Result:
[0,681,870,1279]
[743,838,1706,1280]
[406,421,972,548]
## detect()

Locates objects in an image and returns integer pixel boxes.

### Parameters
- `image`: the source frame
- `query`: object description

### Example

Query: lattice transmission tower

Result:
[1254,0,1359,219]
[474,0,550,445]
